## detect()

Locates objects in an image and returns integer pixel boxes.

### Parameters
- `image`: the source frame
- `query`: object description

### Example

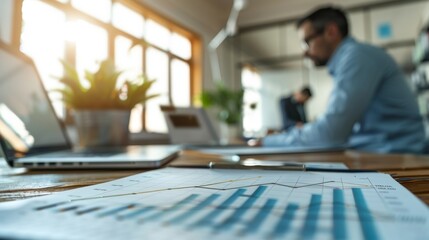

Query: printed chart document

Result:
[0,168,428,240]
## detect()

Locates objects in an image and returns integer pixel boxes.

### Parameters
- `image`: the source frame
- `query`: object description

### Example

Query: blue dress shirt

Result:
[263,37,425,154]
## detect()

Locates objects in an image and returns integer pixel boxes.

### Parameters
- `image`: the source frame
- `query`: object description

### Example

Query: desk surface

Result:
[1,150,429,205]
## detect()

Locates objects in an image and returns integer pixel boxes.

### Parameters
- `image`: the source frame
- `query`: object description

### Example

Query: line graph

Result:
[68,178,371,203]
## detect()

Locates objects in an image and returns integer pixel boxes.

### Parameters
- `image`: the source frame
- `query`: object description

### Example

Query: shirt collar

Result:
[327,37,355,75]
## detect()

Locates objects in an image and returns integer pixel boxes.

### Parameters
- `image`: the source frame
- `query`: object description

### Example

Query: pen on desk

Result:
[182,151,240,162]
[207,162,377,172]
[170,162,377,172]
[208,162,305,171]
[303,168,377,173]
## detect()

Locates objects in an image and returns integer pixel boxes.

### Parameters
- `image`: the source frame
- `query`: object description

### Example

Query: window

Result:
[171,59,190,107]
[13,0,201,133]
[73,20,108,75]
[71,0,111,22]
[112,2,144,38]
[146,19,170,50]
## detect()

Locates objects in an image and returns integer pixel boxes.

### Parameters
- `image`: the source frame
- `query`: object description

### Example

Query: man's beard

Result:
[310,56,329,67]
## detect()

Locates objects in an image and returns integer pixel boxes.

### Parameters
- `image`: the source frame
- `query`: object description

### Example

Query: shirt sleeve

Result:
[263,48,384,147]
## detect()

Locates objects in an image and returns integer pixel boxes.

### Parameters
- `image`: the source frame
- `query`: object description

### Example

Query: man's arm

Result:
[264,48,383,147]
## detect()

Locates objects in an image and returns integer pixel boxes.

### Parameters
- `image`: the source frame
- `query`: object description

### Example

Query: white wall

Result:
[422,1,429,26]
[369,2,427,45]
[258,69,305,130]
[306,67,333,121]
[0,0,13,44]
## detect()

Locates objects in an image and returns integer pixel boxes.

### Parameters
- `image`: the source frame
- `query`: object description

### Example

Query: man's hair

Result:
[296,6,349,38]
[301,86,312,97]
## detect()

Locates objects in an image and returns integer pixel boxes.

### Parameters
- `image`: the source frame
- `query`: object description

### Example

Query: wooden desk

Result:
[1,150,429,205]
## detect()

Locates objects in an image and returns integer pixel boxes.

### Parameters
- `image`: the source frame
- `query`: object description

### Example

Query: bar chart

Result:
[0,168,428,240]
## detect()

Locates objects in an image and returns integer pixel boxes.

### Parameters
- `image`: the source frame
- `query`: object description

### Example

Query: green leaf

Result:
[199,81,244,125]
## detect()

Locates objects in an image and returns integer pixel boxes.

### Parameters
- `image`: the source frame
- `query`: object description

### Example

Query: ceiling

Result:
[212,0,394,27]
[137,0,395,35]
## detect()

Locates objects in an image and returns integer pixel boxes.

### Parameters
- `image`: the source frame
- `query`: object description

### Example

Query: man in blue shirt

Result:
[262,7,425,153]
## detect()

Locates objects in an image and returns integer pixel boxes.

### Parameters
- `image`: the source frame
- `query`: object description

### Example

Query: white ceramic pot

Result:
[220,122,241,145]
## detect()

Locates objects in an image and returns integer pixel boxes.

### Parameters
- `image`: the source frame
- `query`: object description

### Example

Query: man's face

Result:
[295,94,310,104]
[298,21,333,67]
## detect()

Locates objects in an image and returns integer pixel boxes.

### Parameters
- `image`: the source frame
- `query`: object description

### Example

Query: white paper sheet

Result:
[0,168,427,240]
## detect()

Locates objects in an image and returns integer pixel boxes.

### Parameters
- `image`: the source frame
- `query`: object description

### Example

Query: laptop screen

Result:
[0,43,69,160]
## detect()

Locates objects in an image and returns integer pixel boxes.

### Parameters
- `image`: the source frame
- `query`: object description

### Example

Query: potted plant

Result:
[200,81,245,144]
[55,59,159,147]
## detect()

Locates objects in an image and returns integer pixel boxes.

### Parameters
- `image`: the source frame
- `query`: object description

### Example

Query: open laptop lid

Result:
[0,41,71,166]
[161,106,219,145]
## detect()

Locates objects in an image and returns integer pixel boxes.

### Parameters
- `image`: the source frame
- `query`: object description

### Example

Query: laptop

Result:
[0,41,180,169]
[160,106,247,148]
[161,106,219,145]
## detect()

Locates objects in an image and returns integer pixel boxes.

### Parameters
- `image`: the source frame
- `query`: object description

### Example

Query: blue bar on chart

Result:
[272,203,299,237]
[117,206,156,220]
[240,198,277,235]
[97,204,138,218]
[141,194,199,222]
[167,194,221,225]
[333,189,347,240]
[215,186,268,231]
[352,188,380,240]
[76,206,103,215]
[57,205,80,213]
[34,202,67,211]
[300,194,322,239]
[191,188,246,228]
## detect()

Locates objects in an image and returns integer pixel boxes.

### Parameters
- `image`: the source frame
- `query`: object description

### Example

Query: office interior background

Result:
[1,0,429,140]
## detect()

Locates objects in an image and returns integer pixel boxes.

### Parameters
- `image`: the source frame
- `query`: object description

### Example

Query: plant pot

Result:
[73,110,130,147]
[220,123,241,145]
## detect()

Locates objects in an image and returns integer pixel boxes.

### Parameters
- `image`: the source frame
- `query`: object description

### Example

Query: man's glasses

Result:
[301,29,324,51]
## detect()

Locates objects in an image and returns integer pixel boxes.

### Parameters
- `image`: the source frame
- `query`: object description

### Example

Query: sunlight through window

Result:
[15,0,199,132]
[115,36,144,133]
[146,48,169,133]
[115,35,143,84]
[73,20,108,78]
[146,20,171,50]
[171,59,190,107]
[21,0,66,118]
[171,33,192,60]
[112,3,145,38]
[71,0,111,22]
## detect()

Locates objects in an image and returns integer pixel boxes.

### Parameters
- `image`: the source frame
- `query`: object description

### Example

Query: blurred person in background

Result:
[280,86,312,130]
